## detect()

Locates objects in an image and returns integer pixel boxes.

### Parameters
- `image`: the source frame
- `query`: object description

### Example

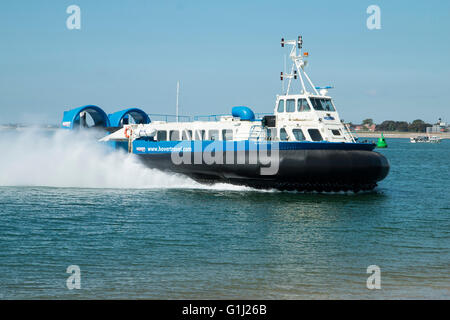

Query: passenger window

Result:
[222,129,233,141]
[277,100,285,112]
[157,130,167,141]
[292,129,306,141]
[266,128,272,140]
[209,130,220,140]
[297,99,310,112]
[195,130,206,140]
[286,99,295,112]
[308,129,323,141]
[266,128,277,141]
[182,130,192,140]
[280,128,289,141]
[170,130,180,141]
[331,129,341,136]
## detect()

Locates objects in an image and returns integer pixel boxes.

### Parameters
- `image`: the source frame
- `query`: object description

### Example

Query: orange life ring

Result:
[124,127,132,139]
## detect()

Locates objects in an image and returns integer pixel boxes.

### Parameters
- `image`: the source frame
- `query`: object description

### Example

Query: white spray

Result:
[0,128,254,191]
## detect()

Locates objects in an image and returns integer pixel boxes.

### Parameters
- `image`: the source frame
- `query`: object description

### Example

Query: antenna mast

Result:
[280,36,319,95]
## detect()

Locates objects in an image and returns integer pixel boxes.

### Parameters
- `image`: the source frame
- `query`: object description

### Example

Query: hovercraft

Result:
[62,36,389,192]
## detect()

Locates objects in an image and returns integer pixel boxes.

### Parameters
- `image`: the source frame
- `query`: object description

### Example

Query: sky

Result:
[0,0,449,125]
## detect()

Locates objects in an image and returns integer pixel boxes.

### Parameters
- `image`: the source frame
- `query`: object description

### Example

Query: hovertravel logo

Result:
[170,141,280,176]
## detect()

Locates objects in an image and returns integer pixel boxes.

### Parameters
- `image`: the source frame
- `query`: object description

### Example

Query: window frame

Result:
[308,128,323,141]
[157,130,167,141]
[331,129,341,136]
[222,129,233,141]
[277,99,285,113]
[279,128,289,141]
[309,98,336,112]
[182,130,192,140]
[309,98,324,111]
[209,130,220,141]
[321,99,336,112]
[169,130,180,141]
[297,98,311,112]
[286,99,295,113]
[292,128,306,141]
[195,130,206,140]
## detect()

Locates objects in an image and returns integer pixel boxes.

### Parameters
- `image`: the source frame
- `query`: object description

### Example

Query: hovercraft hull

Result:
[136,143,389,192]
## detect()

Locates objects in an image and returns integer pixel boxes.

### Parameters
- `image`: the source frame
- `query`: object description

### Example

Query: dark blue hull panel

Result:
[132,140,376,154]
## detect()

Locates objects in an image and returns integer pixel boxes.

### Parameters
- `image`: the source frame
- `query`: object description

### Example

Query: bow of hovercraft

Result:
[270,142,389,192]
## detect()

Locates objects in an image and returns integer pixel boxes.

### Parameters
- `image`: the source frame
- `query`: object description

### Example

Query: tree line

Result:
[359,119,432,132]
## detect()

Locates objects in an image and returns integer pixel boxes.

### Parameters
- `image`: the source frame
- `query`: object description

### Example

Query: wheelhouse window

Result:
[169,130,180,141]
[157,130,167,141]
[195,130,206,140]
[309,98,322,111]
[277,100,285,112]
[209,130,220,140]
[308,129,323,141]
[297,98,310,112]
[279,128,289,141]
[309,98,335,112]
[286,99,295,112]
[292,129,306,141]
[222,129,233,141]
[321,99,335,112]
[182,130,192,140]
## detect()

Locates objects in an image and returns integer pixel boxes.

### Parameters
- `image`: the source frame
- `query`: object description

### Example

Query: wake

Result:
[0,128,255,191]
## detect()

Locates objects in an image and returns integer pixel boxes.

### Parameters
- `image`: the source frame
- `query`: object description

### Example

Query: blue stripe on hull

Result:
[132,140,375,154]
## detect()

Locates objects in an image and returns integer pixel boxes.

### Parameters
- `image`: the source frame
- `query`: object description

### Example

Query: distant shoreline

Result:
[354,131,450,139]
[1,126,449,140]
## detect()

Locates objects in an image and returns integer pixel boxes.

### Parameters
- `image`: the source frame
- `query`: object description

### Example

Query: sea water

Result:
[0,129,448,299]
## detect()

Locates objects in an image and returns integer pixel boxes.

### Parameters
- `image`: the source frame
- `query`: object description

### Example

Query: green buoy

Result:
[377,133,388,148]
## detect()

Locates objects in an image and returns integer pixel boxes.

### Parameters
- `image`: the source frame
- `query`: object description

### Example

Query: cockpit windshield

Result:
[309,98,335,112]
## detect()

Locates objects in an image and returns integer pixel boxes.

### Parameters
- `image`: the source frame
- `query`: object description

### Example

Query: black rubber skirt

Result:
[137,149,390,192]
